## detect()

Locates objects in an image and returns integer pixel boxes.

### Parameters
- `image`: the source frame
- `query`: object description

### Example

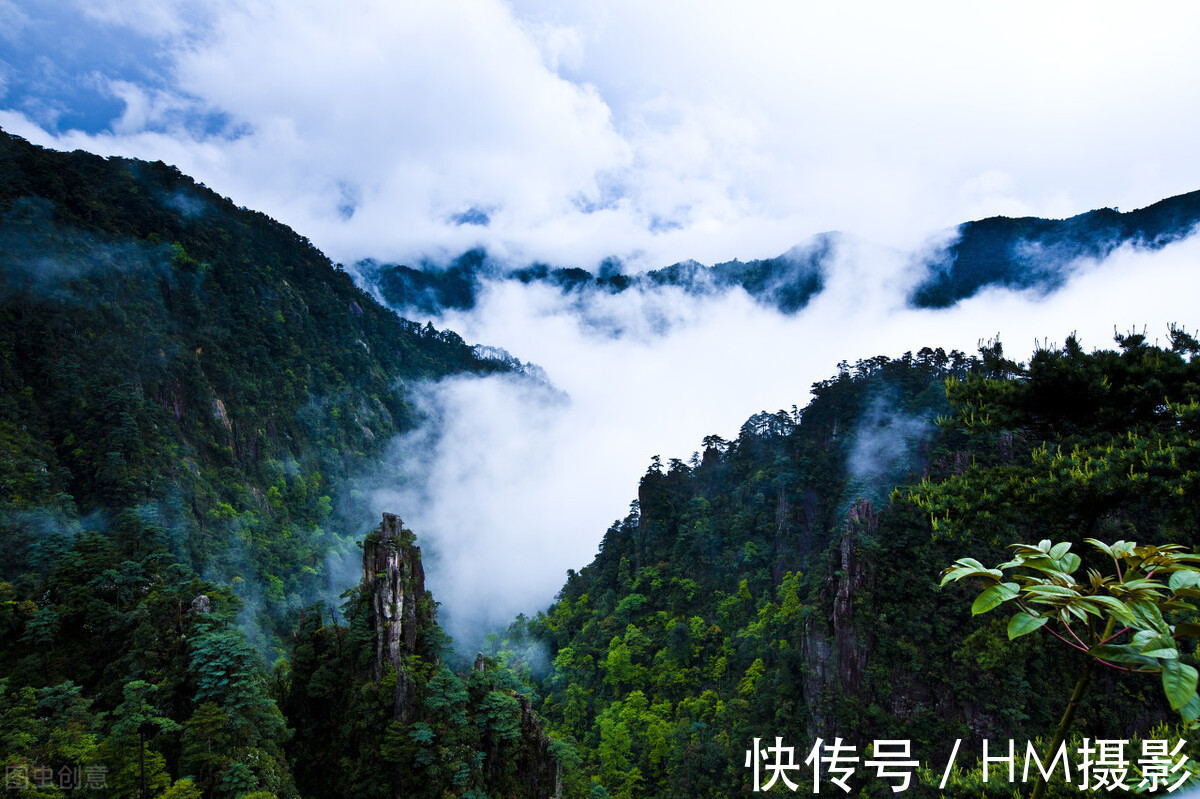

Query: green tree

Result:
[100,681,180,799]
[942,539,1200,797]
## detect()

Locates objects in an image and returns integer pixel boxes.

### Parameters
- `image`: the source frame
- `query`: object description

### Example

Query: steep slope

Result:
[281,513,562,799]
[0,128,508,613]
[510,335,1200,797]
[910,189,1200,307]
[0,129,544,798]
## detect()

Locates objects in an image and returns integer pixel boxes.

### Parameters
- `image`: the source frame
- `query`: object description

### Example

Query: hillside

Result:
[496,333,1200,797]
[0,130,560,798]
[5,127,1200,798]
[910,189,1200,307]
[0,129,510,611]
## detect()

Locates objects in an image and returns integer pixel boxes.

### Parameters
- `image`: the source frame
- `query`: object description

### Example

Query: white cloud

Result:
[73,0,216,38]
[0,0,29,42]
[103,78,191,133]
[6,1,1200,268]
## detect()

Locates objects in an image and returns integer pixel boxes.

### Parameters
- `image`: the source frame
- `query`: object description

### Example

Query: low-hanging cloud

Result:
[359,230,1200,648]
[844,395,933,506]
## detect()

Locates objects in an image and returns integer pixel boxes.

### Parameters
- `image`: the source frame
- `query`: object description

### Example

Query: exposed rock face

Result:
[362,512,429,723]
[516,692,563,799]
[834,499,876,691]
[802,498,877,738]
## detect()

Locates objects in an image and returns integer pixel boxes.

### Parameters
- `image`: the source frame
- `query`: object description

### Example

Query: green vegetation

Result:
[943,539,1200,797]
[910,189,1200,308]
[6,128,1200,798]
[0,130,539,797]
[485,331,1200,797]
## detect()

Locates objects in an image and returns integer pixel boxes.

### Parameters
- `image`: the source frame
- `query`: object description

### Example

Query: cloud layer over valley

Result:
[364,231,1200,645]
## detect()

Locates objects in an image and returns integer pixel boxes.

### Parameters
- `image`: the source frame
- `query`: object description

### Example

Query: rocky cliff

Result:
[363,512,430,724]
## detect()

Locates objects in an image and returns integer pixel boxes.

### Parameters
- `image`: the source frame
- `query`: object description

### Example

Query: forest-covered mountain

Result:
[358,192,1200,320]
[356,233,835,318]
[0,129,556,798]
[911,190,1200,307]
[487,333,1200,797]
[5,126,1200,799]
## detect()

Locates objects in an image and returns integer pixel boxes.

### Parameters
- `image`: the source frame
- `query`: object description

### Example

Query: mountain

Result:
[0,128,510,603]
[6,125,1200,799]
[910,189,1200,307]
[0,129,561,798]
[359,193,1200,322]
[492,333,1200,797]
[358,232,835,319]
[281,513,560,799]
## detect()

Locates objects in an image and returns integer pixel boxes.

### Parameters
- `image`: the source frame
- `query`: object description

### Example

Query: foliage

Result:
[0,130,515,797]
[7,128,1200,799]
[518,333,1200,796]
[942,539,1200,718]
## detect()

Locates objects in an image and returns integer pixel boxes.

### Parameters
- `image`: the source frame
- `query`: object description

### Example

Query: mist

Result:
[360,229,1200,648]
[844,394,933,507]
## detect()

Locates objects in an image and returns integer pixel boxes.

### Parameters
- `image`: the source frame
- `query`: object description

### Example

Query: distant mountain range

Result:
[360,190,1200,317]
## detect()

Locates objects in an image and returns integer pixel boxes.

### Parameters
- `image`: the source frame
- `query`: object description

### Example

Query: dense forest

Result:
[0,130,551,798]
[4,129,1200,798]
[487,332,1200,797]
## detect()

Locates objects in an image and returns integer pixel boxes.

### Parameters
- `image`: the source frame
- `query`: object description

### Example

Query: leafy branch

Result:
[942,539,1200,718]
[942,539,1200,799]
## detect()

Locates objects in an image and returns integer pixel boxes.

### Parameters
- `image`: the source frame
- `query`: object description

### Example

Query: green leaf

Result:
[1143,647,1180,660]
[1058,553,1082,574]
[1082,595,1136,624]
[1112,541,1137,560]
[1049,542,1072,561]
[1170,570,1200,591]
[1173,623,1200,639]
[1024,584,1079,597]
[1066,602,1092,621]
[1007,611,1048,639]
[1163,660,1199,710]
[1129,601,1172,636]
[1180,692,1200,725]
[1138,634,1179,659]
[1088,644,1159,667]
[972,583,1019,616]
[1122,578,1168,592]
[1021,556,1064,573]
[1086,538,1114,558]
[940,560,1004,586]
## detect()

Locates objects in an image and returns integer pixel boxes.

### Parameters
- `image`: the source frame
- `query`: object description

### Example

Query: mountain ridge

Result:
[359,190,1200,322]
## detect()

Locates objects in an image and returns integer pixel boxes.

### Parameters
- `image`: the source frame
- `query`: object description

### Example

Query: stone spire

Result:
[362,512,428,723]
